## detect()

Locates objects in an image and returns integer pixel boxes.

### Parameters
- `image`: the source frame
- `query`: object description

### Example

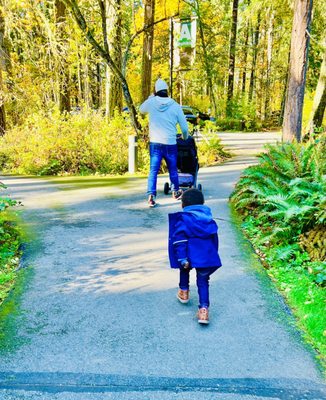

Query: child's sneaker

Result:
[177,289,190,304]
[172,190,183,200]
[197,307,209,324]
[148,195,156,207]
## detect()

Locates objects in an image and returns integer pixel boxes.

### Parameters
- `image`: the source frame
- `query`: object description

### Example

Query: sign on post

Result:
[177,21,196,48]
[172,18,197,69]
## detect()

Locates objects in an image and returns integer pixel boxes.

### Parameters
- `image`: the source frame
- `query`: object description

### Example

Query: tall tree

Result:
[241,22,249,95]
[307,44,326,133]
[226,0,239,114]
[105,0,122,117]
[0,8,6,135]
[264,10,274,121]
[141,0,155,102]
[55,0,71,112]
[282,0,313,142]
[248,13,260,102]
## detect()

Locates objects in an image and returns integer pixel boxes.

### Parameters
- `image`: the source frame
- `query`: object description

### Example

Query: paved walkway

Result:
[0,132,325,399]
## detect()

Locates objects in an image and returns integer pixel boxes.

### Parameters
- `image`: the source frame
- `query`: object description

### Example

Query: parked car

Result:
[181,106,213,126]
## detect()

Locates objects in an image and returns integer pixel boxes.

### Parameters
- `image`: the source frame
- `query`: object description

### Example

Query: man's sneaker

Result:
[177,289,190,304]
[148,195,156,207]
[197,307,209,324]
[172,190,183,200]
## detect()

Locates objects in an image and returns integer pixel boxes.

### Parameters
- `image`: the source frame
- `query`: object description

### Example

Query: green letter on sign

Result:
[178,22,192,48]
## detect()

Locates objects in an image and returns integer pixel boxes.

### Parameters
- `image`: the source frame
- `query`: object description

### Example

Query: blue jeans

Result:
[179,267,218,308]
[147,142,179,196]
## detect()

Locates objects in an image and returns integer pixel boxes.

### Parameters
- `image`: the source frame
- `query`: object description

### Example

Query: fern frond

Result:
[274,244,301,262]
[284,204,316,221]
[267,194,292,210]
[257,226,292,245]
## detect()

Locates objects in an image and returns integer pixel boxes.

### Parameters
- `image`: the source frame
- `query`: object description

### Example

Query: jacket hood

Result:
[153,96,175,111]
[182,205,217,237]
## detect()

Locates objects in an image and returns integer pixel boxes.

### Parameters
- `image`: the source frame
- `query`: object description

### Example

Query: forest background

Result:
[1,0,325,144]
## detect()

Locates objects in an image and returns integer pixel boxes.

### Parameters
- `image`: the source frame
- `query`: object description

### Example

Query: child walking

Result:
[168,189,222,324]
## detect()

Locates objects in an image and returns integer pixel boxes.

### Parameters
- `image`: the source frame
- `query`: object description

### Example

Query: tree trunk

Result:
[141,0,155,103]
[84,49,91,108]
[106,0,122,118]
[0,68,5,136]
[313,86,326,128]
[264,12,274,121]
[55,0,71,113]
[96,63,102,109]
[226,0,239,114]
[282,0,313,142]
[241,23,249,95]
[0,9,6,135]
[196,0,218,118]
[248,13,260,103]
[307,47,326,133]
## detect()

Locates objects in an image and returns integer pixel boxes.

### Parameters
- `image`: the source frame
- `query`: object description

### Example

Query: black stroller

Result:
[164,134,202,194]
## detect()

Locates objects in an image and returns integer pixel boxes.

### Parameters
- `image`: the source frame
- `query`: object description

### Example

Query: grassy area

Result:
[0,212,21,306]
[268,266,325,364]
[0,181,21,306]
[44,175,139,190]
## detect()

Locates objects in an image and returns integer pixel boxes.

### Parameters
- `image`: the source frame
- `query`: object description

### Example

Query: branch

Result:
[122,13,179,76]
[63,0,121,79]
[305,30,326,49]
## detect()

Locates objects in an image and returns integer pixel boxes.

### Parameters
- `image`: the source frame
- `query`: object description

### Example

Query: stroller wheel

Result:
[164,182,170,195]
[197,183,202,192]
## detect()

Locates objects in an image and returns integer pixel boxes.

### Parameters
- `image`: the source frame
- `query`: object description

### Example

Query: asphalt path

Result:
[0,132,325,400]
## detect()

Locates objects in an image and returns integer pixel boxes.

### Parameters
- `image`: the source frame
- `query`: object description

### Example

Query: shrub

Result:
[230,137,326,364]
[0,182,20,304]
[231,138,326,281]
[0,109,231,176]
[0,110,135,175]
[218,99,262,131]
[197,131,231,166]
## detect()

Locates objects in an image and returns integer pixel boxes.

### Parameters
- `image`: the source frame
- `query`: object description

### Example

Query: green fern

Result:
[257,226,293,245]
[273,244,301,262]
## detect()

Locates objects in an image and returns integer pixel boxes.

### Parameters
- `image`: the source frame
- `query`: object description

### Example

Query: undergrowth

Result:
[0,111,230,176]
[230,135,326,368]
[0,182,21,305]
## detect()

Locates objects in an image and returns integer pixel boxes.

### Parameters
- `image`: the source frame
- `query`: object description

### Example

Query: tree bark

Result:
[141,0,155,103]
[241,23,249,96]
[105,0,122,117]
[226,0,239,114]
[282,0,313,142]
[0,9,6,135]
[307,47,325,133]
[248,13,260,103]
[313,86,326,128]
[264,12,274,121]
[55,0,71,113]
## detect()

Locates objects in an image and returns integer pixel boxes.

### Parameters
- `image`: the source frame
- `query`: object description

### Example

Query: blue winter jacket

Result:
[168,205,222,269]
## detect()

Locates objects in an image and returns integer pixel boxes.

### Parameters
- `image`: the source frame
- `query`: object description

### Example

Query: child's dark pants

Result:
[179,267,218,308]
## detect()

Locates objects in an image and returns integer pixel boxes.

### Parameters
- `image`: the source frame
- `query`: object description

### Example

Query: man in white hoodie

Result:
[140,79,189,207]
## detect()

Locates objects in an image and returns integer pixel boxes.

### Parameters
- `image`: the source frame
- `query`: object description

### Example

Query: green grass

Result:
[0,216,20,306]
[44,175,145,190]
[268,266,326,368]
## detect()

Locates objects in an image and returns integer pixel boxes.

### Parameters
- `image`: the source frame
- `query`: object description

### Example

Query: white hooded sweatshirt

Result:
[139,95,189,145]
